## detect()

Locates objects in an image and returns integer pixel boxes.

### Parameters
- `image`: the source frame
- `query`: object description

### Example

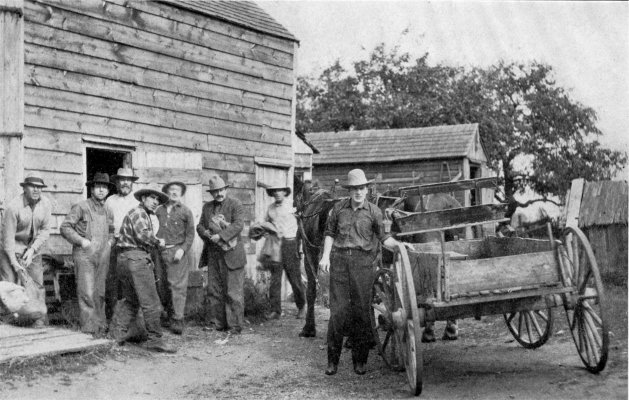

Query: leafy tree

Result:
[297,45,627,199]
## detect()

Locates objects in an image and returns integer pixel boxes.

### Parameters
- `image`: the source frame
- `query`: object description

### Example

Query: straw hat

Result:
[112,167,139,181]
[341,169,373,188]
[162,181,187,195]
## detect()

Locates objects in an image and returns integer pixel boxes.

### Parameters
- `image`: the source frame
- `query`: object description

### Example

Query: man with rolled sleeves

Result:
[0,173,52,327]
[319,169,398,376]
[60,173,115,334]
[155,181,195,335]
[263,181,305,320]
[104,167,140,320]
[110,187,176,353]
[197,176,246,335]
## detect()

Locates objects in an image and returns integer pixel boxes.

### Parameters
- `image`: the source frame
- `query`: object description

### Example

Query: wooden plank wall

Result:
[312,159,465,201]
[21,0,295,254]
[585,225,628,280]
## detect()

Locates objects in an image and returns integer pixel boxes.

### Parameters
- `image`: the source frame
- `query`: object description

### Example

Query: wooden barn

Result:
[293,131,317,182]
[565,179,628,282]
[0,0,298,278]
[306,124,494,208]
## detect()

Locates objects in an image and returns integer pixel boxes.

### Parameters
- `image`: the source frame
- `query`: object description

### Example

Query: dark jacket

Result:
[196,197,246,270]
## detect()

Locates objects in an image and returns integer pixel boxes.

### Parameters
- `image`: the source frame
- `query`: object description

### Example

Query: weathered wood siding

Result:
[21,0,295,256]
[585,225,628,281]
[312,159,465,200]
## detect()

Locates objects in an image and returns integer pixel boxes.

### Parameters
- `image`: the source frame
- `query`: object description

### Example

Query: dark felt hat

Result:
[207,176,229,192]
[20,173,47,188]
[86,172,116,189]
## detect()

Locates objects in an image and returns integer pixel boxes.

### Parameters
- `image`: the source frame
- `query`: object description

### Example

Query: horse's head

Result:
[298,189,339,248]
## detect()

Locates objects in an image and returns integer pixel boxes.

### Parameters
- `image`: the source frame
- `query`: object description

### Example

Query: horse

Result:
[294,186,339,337]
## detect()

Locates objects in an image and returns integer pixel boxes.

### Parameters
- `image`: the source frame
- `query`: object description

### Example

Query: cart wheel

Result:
[393,244,423,396]
[560,226,609,373]
[371,268,404,371]
[504,308,553,349]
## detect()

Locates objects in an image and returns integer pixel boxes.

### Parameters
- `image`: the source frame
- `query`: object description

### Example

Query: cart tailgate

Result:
[449,250,559,295]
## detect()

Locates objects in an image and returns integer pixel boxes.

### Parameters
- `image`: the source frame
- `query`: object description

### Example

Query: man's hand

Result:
[319,255,330,273]
[157,238,166,248]
[210,234,221,244]
[21,248,35,267]
[80,239,91,250]
[174,248,184,262]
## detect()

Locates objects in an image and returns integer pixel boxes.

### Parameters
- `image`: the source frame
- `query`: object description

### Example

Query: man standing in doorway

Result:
[155,181,195,335]
[263,182,305,320]
[60,173,115,334]
[104,167,139,320]
[319,169,398,376]
[0,173,52,327]
[197,176,246,335]
[110,187,175,353]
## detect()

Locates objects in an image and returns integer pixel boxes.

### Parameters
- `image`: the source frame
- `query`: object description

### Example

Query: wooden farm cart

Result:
[371,178,609,396]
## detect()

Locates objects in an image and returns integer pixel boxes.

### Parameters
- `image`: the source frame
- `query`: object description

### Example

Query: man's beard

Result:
[119,186,132,195]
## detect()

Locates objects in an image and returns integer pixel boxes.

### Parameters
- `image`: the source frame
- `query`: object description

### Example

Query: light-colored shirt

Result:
[265,200,298,239]
[1,194,52,267]
[105,193,139,234]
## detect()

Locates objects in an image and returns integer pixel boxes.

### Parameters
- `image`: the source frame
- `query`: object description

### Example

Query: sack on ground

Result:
[17,271,47,319]
[0,281,28,314]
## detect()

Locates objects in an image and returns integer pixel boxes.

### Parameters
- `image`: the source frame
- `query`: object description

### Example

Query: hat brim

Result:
[134,189,169,204]
[112,175,139,181]
[266,187,292,196]
[342,179,374,189]
[162,181,187,195]
[20,182,47,188]
[206,184,230,192]
[86,181,116,189]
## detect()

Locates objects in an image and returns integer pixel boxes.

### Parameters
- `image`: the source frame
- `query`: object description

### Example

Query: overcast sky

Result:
[260,1,628,170]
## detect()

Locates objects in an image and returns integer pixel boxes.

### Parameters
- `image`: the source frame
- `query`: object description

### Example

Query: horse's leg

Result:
[299,245,318,337]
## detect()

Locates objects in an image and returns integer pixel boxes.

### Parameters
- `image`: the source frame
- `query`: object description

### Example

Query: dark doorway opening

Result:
[470,163,481,206]
[85,148,130,197]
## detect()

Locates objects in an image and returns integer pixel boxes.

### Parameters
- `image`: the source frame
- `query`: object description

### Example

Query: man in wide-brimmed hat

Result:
[262,181,305,321]
[60,172,116,334]
[319,169,398,376]
[196,176,246,335]
[154,181,195,335]
[0,173,53,327]
[110,186,176,353]
[104,167,140,320]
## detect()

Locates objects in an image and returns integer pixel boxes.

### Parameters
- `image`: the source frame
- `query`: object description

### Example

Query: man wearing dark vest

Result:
[319,169,398,376]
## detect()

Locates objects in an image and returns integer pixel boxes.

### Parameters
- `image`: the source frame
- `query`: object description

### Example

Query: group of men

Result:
[0,165,397,375]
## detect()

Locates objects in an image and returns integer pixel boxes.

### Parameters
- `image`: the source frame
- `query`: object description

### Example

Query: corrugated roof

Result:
[161,0,297,42]
[307,124,480,165]
[579,180,628,227]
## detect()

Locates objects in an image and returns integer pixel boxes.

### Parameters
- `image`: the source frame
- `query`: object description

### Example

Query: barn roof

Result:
[162,1,297,42]
[579,180,628,227]
[307,124,482,165]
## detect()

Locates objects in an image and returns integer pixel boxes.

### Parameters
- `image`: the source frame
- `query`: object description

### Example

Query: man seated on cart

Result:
[319,169,399,376]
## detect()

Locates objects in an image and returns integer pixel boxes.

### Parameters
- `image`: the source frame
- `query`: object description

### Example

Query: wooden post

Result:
[564,178,585,228]
[0,0,24,207]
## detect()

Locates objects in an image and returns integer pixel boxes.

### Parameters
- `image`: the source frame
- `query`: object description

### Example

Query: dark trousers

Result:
[327,249,376,365]
[111,250,163,341]
[73,245,110,333]
[207,256,244,330]
[302,243,319,334]
[269,238,305,314]
[155,247,190,321]
[105,242,120,321]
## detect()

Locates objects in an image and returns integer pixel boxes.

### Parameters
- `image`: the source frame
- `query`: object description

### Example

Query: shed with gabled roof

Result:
[306,123,494,208]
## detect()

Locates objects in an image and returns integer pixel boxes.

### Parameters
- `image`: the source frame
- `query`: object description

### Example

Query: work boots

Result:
[170,318,184,335]
[144,338,177,353]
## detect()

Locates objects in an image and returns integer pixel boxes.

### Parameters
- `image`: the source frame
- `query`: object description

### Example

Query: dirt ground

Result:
[0,299,626,400]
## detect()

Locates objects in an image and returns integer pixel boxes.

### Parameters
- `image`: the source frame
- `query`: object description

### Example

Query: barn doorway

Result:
[85,147,131,197]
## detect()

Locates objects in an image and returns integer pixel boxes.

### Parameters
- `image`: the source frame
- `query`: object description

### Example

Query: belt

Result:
[118,246,141,254]
[333,247,369,256]
[163,245,177,249]
[282,237,297,242]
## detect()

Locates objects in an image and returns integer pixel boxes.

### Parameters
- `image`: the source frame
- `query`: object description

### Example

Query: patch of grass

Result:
[604,283,628,348]
[244,275,271,323]
[0,346,113,382]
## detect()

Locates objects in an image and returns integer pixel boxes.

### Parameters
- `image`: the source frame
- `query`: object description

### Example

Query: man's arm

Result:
[218,199,244,242]
[196,204,213,240]
[318,236,334,273]
[181,207,196,253]
[60,203,87,247]
[131,210,161,248]
[30,199,52,253]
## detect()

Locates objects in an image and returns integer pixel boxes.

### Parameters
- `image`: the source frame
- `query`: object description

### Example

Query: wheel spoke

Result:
[582,302,603,326]
[506,312,516,325]
[577,269,592,296]
[534,309,549,323]
[524,311,533,343]
[518,312,524,336]
[583,308,602,351]
[579,313,594,366]
[528,312,543,337]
